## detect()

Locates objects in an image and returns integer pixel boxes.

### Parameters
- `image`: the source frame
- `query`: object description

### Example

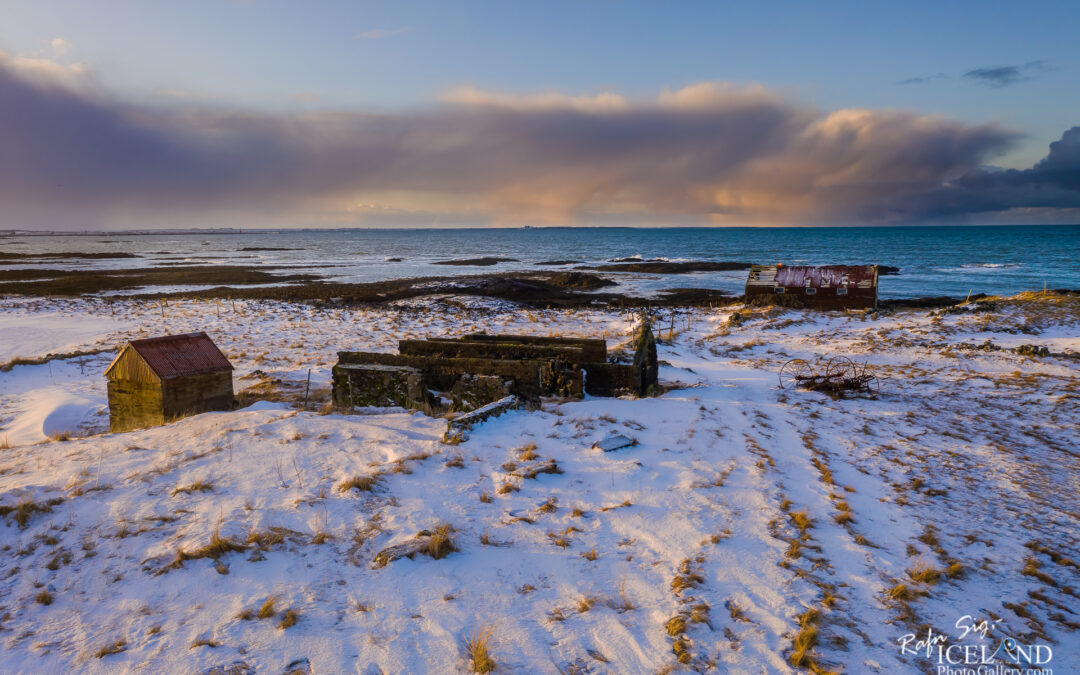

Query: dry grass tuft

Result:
[465,626,497,673]
[665,615,687,636]
[599,499,632,512]
[0,497,63,529]
[789,608,820,668]
[337,474,381,493]
[611,578,636,611]
[479,490,493,503]
[245,526,303,549]
[728,600,750,623]
[258,597,276,619]
[278,609,299,629]
[444,454,465,469]
[790,510,813,532]
[672,636,692,663]
[887,584,913,601]
[577,596,597,613]
[35,590,53,605]
[517,443,539,461]
[95,639,127,658]
[907,559,942,585]
[173,528,246,567]
[172,480,213,496]
[190,637,221,648]
[581,548,598,561]
[496,482,519,495]
[425,524,457,560]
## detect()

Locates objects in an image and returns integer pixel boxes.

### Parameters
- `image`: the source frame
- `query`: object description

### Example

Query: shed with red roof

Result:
[105,332,234,431]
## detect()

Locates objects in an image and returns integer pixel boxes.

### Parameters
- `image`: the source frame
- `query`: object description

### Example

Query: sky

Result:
[1,0,1078,229]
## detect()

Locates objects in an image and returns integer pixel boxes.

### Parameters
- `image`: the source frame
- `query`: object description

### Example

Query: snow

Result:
[0,307,132,365]
[0,292,1078,673]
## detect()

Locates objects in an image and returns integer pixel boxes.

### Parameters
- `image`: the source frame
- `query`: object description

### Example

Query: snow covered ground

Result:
[0,293,1078,673]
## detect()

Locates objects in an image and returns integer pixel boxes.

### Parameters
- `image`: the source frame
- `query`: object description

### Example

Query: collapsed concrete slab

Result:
[333,352,582,406]
[331,325,659,418]
[331,363,436,411]
[443,395,520,443]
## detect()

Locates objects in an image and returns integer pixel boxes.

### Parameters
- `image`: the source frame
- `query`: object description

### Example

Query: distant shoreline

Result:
[3,223,1080,237]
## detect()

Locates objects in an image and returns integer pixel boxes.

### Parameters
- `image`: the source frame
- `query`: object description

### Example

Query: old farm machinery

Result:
[778,356,878,396]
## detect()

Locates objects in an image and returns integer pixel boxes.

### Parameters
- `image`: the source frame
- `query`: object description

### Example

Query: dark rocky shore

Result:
[0,261,1036,309]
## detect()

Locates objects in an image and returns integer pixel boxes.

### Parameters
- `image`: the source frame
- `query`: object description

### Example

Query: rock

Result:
[1016,344,1050,357]
[373,526,456,567]
[592,433,637,452]
[431,257,519,266]
[546,272,616,290]
[634,321,658,393]
[201,662,254,675]
[513,458,563,479]
[282,658,312,675]
[450,374,511,412]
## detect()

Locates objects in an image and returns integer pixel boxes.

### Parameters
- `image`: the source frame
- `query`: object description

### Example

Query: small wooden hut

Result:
[745,264,878,310]
[105,332,234,432]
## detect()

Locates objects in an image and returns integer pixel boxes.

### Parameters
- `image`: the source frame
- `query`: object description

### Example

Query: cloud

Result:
[2,61,1073,228]
[895,126,1080,220]
[358,26,410,40]
[443,85,629,112]
[0,50,87,83]
[51,38,72,55]
[963,66,1025,87]
[897,73,947,85]
[962,61,1051,88]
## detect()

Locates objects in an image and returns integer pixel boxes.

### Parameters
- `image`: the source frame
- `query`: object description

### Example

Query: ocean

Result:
[2,225,1077,299]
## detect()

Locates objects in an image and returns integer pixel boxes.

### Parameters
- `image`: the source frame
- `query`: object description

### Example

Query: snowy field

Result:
[0,293,1078,673]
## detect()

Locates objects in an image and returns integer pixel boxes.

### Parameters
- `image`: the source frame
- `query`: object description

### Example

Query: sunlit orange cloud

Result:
[2,57,1077,229]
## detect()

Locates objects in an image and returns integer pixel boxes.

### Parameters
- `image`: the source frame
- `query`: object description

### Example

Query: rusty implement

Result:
[778,356,878,396]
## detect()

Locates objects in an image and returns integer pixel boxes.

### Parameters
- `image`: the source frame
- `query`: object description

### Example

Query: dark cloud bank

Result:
[0,63,1077,228]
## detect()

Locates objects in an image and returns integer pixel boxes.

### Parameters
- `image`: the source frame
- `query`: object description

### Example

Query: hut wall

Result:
[108,379,165,432]
[744,286,877,310]
[107,346,159,383]
[160,371,235,420]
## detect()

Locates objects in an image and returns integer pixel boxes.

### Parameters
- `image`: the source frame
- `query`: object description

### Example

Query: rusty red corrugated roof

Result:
[125,332,232,379]
[773,265,876,289]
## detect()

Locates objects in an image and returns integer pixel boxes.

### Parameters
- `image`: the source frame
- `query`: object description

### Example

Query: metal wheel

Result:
[866,373,880,395]
[824,356,857,382]
[779,359,810,389]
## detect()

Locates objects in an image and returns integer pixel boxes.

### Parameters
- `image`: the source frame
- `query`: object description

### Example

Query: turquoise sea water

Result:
[2,225,1077,299]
